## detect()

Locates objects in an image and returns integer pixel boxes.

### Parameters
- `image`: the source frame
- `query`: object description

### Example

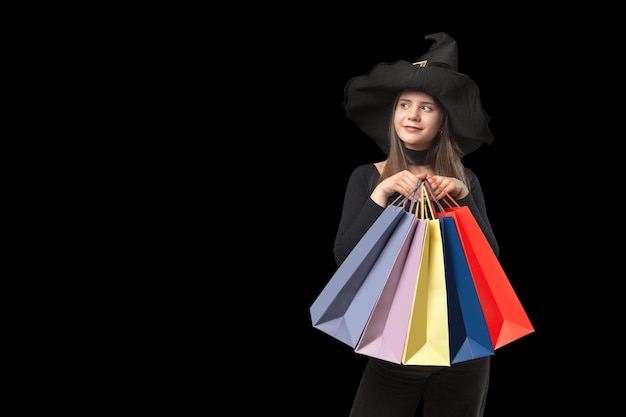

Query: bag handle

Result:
[427,176,461,209]
[416,181,438,219]
[390,178,424,214]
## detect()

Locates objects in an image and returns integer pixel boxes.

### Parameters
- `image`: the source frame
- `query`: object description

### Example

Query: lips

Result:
[404,126,421,132]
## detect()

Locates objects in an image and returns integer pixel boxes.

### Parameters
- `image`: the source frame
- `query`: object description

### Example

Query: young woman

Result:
[335,32,500,417]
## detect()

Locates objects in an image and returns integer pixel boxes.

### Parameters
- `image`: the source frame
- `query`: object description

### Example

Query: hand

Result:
[371,171,428,207]
[427,175,468,200]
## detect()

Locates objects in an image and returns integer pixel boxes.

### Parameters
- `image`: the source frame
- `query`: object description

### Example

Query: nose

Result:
[407,111,420,121]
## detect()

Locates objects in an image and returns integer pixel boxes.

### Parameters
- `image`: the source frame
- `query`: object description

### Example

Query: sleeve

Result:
[454,168,500,258]
[333,164,386,266]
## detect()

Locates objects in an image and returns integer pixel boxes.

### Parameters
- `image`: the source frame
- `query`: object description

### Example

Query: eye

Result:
[421,105,433,112]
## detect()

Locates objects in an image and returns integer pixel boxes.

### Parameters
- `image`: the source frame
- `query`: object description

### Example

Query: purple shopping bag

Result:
[354,217,427,363]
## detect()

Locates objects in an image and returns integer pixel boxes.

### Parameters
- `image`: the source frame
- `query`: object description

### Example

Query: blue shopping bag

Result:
[440,215,495,364]
[310,203,415,348]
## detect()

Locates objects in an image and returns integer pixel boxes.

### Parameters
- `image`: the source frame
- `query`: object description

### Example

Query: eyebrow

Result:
[399,99,437,106]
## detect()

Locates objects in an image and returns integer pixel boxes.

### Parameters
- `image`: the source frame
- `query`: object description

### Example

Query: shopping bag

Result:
[418,181,495,363]
[430,179,534,349]
[447,207,534,349]
[310,199,416,348]
[354,217,428,364]
[439,215,494,363]
[402,186,450,366]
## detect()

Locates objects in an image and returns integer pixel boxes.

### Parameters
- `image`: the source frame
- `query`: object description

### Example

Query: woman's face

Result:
[393,90,444,151]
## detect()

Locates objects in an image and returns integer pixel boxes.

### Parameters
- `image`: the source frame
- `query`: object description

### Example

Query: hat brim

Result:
[344,60,494,155]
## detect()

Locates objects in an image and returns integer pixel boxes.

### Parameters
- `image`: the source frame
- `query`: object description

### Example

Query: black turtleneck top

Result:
[405,148,428,165]
[333,158,499,266]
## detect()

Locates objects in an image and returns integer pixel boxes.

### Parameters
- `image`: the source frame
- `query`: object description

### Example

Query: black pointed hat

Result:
[343,32,494,155]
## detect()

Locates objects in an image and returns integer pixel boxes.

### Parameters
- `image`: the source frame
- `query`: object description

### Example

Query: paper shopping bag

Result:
[310,204,415,348]
[426,177,534,350]
[439,216,494,364]
[445,206,534,349]
[354,217,428,364]
[402,218,450,366]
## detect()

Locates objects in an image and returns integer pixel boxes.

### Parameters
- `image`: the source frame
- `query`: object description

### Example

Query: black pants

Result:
[348,356,490,417]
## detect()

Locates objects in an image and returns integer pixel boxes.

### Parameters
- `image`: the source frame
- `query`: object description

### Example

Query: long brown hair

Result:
[378,92,468,186]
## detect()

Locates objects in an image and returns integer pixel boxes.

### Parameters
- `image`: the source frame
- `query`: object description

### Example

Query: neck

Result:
[405,148,428,165]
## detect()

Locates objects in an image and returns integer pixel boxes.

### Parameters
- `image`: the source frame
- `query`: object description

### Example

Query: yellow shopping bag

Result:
[402,187,450,366]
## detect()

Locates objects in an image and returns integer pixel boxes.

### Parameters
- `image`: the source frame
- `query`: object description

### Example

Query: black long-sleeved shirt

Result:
[333,163,499,266]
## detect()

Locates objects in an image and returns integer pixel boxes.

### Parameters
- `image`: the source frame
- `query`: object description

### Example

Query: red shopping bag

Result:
[431,179,534,350]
